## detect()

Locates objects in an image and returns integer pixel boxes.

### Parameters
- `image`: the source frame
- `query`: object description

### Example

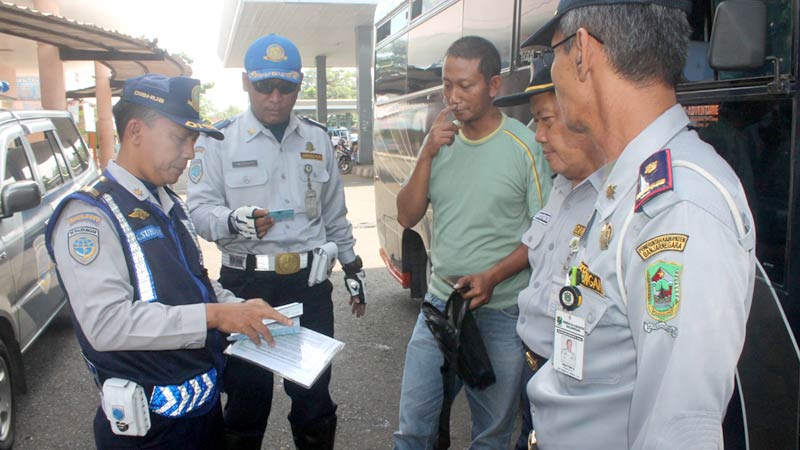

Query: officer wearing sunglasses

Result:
[186,34,364,450]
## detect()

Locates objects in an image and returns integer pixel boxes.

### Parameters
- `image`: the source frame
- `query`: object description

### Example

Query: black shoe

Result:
[290,415,337,450]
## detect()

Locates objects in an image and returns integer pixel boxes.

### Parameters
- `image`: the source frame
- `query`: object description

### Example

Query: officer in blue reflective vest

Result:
[46,74,291,450]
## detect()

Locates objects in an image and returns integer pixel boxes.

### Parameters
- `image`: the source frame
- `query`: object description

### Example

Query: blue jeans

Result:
[393,293,524,450]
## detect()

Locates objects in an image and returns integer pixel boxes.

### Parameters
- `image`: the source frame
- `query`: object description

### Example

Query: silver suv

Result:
[0,110,97,448]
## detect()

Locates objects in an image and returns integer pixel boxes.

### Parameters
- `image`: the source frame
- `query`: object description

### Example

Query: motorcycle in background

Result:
[335,137,354,174]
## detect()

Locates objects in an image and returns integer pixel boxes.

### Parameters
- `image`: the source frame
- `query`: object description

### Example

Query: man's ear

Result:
[125,118,145,145]
[241,72,250,92]
[488,74,502,98]
[574,27,595,82]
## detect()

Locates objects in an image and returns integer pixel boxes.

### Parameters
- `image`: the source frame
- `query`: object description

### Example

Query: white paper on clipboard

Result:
[225,327,345,389]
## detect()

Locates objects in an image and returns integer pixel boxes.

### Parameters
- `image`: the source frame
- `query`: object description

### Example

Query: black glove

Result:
[343,256,366,304]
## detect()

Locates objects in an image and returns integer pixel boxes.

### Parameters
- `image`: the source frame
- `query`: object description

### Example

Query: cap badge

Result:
[265,44,288,62]
[188,85,200,113]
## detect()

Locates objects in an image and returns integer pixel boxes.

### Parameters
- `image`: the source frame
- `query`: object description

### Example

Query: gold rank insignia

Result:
[265,44,288,62]
[599,222,613,250]
[644,160,658,175]
[606,184,616,199]
[128,208,150,220]
[248,128,256,136]
[133,188,144,197]
[306,141,315,152]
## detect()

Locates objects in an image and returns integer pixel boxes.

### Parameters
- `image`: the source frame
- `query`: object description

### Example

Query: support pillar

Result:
[34,0,66,110]
[355,25,374,164]
[315,55,327,126]
[95,62,115,169]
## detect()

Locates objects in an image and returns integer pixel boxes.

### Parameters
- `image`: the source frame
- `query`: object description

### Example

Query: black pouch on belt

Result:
[422,290,496,390]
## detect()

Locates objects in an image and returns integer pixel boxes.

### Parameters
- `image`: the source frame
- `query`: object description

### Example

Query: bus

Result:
[372,0,800,448]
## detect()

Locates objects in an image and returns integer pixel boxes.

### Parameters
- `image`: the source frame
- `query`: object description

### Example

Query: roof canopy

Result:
[219,0,377,68]
[0,1,191,97]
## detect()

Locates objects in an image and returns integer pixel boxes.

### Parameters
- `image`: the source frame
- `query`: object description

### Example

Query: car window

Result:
[3,137,35,189]
[52,117,90,175]
[46,131,71,180]
[28,131,65,192]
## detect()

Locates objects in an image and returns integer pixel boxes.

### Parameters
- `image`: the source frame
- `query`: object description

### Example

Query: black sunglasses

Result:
[252,79,299,95]
[543,30,605,55]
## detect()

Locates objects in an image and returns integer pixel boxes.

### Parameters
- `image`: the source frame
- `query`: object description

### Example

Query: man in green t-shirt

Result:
[393,36,552,450]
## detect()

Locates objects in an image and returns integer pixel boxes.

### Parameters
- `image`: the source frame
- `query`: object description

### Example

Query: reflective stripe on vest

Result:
[149,367,217,418]
[101,193,157,303]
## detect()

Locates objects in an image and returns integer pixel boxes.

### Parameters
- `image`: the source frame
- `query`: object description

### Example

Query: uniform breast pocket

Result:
[297,162,330,193]
[225,167,269,205]
[566,290,624,386]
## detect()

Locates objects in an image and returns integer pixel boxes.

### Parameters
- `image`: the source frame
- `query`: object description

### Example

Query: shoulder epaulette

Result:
[79,175,111,199]
[634,148,674,212]
[299,115,327,132]
[213,117,236,129]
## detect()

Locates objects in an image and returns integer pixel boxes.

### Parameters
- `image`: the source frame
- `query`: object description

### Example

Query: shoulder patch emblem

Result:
[645,260,681,323]
[189,159,203,184]
[634,149,673,212]
[68,226,100,265]
[128,208,150,220]
[66,212,102,226]
[636,234,688,260]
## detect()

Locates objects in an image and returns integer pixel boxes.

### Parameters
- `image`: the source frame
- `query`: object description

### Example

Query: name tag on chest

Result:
[232,160,258,168]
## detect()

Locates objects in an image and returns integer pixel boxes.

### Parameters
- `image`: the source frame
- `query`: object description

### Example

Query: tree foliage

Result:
[300,68,357,100]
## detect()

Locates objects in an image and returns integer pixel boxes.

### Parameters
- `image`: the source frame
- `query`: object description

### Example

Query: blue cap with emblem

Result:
[121,74,224,140]
[521,0,692,48]
[493,55,554,107]
[244,34,303,84]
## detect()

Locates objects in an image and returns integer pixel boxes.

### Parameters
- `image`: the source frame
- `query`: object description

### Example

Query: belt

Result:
[524,347,547,373]
[221,252,310,275]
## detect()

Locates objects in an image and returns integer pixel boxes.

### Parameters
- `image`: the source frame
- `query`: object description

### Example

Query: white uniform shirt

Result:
[186,109,356,264]
[529,105,756,450]
[516,170,603,358]
[50,161,240,352]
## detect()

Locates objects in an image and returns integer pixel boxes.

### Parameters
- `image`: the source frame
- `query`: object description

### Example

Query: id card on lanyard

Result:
[553,309,585,380]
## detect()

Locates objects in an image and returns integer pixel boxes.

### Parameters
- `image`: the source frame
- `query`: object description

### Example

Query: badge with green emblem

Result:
[643,261,681,338]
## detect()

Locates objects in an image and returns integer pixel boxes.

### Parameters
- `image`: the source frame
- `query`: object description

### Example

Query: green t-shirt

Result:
[427,114,552,309]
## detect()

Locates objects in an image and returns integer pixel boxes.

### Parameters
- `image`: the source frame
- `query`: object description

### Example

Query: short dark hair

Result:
[445,36,501,82]
[558,4,690,87]
[112,99,162,142]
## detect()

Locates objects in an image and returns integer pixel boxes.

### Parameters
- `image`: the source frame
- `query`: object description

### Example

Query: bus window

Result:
[411,0,450,20]
[688,99,792,286]
[463,0,514,69]
[715,0,794,80]
[376,35,409,101]
[375,0,408,27]
[377,6,410,43]
[407,1,462,93]
[519,0,558,62]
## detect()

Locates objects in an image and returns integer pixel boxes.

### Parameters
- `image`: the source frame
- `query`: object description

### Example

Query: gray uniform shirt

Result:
[50,161,240,352]
[186,109,356,264]
[529,105,756,450]
[516,171,602,358]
